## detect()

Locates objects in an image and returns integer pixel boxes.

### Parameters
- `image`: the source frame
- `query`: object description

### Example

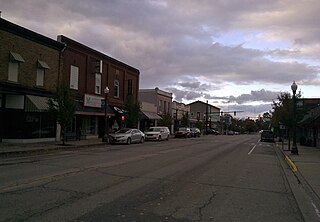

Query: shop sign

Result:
[84,94,104,108]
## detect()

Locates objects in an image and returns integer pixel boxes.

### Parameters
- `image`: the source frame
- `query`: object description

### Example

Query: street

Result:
[0,134,304,221]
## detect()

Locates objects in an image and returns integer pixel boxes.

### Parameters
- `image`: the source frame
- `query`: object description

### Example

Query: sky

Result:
[1,0,319,118]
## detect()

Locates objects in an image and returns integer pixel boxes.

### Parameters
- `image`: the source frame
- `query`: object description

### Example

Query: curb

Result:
[285,155,298,172]
[276,143,298,173]
[0,142,107,157]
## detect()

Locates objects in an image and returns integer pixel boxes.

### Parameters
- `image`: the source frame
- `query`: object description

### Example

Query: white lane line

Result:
[248,144,257,155]
[248,140,260,155]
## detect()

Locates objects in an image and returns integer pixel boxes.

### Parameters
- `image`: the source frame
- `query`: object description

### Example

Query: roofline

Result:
[188,100,220,110]
[0,18,65,50]
[58,35,140,74]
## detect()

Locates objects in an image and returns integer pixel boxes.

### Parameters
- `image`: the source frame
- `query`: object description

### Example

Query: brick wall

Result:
[0,30,61,93]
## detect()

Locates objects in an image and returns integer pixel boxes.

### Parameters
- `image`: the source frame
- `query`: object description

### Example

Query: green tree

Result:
[159,113,173,129]
[271,91,304,137]
[180,113,190,127]
[48,83,75,145]
[124,95,141,128]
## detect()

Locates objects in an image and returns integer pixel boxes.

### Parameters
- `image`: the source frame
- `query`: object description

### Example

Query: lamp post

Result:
[291,81,298,154]
[103,86,109,143]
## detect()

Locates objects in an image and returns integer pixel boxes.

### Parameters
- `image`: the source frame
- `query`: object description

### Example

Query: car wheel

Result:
[166,135,169,141]
[140,137,144,143]
[127,138,131,145]
[158,135,161,141]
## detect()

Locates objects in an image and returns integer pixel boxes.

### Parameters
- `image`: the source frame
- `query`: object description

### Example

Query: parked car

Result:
[260,130,275,142]
[145,127,170,141]
[109,128,145,144]
[190,128,201,137]
[175,127,191,138]
[204,128,219,135]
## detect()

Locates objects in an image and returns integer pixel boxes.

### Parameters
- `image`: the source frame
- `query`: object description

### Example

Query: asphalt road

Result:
[0,134,304,221]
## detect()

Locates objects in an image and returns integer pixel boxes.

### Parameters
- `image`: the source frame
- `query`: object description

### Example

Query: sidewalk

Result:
[276,141,320,220]
[0,138,107,156]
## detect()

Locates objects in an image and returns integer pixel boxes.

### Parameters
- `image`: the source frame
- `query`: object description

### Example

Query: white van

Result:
[144,127,170,141]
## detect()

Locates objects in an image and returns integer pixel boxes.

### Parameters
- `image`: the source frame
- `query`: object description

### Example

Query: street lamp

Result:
[291,81,298,154]
[103,86,109,142]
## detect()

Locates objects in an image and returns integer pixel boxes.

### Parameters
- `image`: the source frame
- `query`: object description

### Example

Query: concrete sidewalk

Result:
[0,138,107,156]
[276,142,320,220]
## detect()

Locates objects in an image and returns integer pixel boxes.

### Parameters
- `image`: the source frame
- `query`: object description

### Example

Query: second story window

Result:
[95,73,101,94]
[70,65,79,90]
[114,80,119,98]
[36,60,50,87]
[8,52,25,82]
[36,68,44,86]
[128,79,133,95]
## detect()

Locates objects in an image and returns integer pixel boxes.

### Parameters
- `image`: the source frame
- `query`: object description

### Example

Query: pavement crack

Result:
[196,191,216,222]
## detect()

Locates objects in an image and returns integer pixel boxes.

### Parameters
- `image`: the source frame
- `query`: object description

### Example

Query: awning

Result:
[10,51,25,63]
[75,102,115,116]
[38,60,50,69]
[25,95,49,112]
[141,111,162,120]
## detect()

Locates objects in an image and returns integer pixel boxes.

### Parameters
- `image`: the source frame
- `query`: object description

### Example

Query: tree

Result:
[124,95,141,128]
[159,113,173,129]
[271,91,304,138]
[180,113,190,127]
[48,83,75,145]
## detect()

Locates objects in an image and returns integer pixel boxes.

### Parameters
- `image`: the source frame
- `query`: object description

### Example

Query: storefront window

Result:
[82,116,97,135]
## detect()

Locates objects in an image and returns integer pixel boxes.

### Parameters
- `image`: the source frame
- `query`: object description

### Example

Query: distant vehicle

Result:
[260,130,275,142]
[175,127,191,138]
[144,127,170,141]
[190,128,201,137]
[227,131,235,135]
[109,128,145,144]
[204,128,219,135]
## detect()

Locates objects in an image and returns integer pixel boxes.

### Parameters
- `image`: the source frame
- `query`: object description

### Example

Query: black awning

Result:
[140,111,162,120]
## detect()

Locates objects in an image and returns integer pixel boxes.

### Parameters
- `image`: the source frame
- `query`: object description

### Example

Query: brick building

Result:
[58,35,140,138]
[0,18,65,142]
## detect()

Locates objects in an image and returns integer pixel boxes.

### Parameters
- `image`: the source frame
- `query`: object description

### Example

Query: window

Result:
[95,73,101,94]
[128,79,133,95]
[36,60,49,86]
[70,65,79,90]
[168,102,171,113]
[8,52,25,82]
[114,80,119,98]
[159,100,162,113]
[36,68,44,86]
[164,101,167,113]
[8,62,19,82]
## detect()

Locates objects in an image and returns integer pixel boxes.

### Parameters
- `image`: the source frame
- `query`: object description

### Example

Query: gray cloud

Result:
[1,0,319,116]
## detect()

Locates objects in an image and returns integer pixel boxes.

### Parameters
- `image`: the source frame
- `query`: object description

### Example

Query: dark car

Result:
[175,127,191,138]
[260,130,275,142]
[203,128,219,135]
[190,128,201,137]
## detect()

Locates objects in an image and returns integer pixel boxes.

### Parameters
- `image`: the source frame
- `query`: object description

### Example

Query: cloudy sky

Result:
[1,0,319,118]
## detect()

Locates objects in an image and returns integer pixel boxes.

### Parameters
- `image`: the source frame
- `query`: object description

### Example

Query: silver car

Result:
[144,127,170,141]
[109,128,145,145]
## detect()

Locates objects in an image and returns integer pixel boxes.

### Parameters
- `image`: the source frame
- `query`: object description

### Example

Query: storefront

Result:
[1,94,56,143]
[139,111,162,132]
[72,94,115,139]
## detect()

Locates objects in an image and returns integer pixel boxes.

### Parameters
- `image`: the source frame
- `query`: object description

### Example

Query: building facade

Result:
[0,18,65,142]
[189,100,220,131]
[139,88,173,131]
[58,35,140,138]
[298,98,320,148]
[172,101,190,131]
